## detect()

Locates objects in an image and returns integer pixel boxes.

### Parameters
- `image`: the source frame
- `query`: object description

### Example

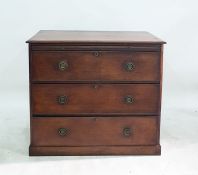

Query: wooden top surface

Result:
[26,30,165,44]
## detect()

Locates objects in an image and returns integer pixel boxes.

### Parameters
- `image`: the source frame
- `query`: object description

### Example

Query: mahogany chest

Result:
[27,30,165,156]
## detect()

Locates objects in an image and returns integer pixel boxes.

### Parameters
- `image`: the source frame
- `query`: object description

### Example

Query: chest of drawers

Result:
[27,30,165,156]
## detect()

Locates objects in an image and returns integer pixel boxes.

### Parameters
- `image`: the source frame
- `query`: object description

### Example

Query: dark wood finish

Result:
[27,31,165,156]
[31,44,161,52]
[29,145,161,156]
[157,45,164,145]
[32,51,160,82]
[26,30,165,44]
[32,84,160,115]
[31,117,157,146]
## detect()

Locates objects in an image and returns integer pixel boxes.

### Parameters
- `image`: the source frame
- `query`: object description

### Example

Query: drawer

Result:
[31,51,160,82]
[31,117,158,146]
[32,84,160,115]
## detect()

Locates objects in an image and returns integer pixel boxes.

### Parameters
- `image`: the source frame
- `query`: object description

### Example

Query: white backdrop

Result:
[0,0,198,174]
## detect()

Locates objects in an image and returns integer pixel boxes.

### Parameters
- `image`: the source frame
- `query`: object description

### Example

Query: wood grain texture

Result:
[26,30,166,44]
[29,145,161,156]
[32,51,160,82]
[31,44,161,51]
[28,31,165,156]
[31,117,157,146]
[32,84,160,115]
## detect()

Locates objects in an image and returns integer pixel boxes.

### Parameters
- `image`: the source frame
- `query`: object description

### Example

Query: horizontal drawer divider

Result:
[32,113,160,117]
[31,81,160,84]
[30,144,158,147]
[31,45,161,52]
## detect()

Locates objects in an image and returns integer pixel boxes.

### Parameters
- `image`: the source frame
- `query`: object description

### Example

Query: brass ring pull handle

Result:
[57,95,68,105]
[123,127,132,137]
[124,95,134,104]
[58,61,68,71]
[58,128,69,136]
[93,51,100,57]
[125,62,135,71]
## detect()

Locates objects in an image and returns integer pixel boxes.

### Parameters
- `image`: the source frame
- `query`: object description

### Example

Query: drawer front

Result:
[32,51,160,82]
[32,84,160,115]
[31,117,157,146]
